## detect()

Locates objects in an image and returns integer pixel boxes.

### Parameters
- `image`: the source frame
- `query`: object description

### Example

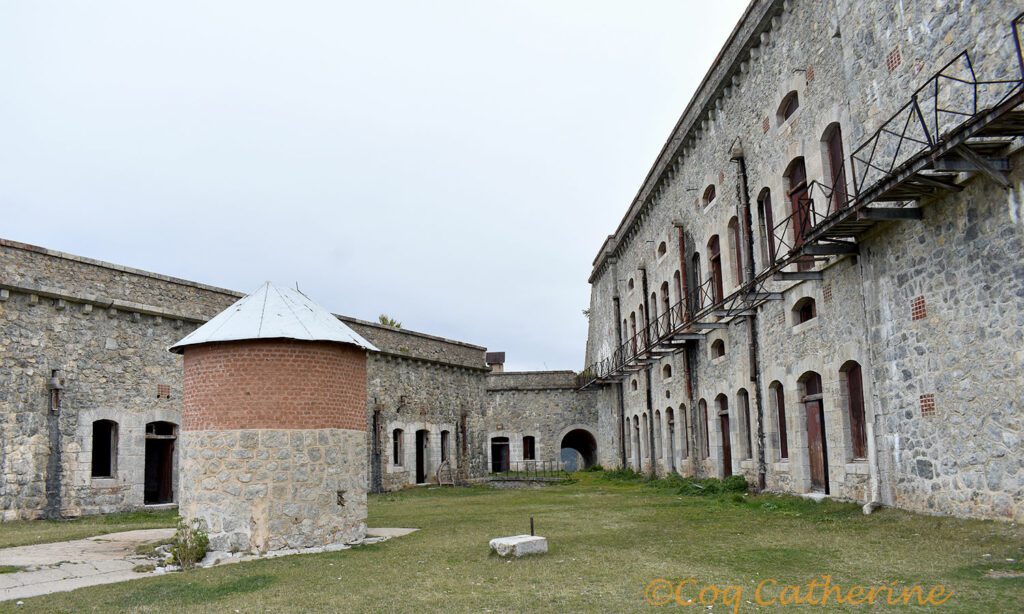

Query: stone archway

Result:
[559,426,598,470]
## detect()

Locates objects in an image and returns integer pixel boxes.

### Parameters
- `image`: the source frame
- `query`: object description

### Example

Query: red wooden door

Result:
[805,401,828,493]
[828,127,848,212]
[720,414,733,477]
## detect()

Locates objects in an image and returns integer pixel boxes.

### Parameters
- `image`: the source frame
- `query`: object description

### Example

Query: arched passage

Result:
[559,428,598,471]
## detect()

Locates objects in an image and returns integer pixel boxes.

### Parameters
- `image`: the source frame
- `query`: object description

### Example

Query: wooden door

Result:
[720,414,733,477]
[806,401,829,493]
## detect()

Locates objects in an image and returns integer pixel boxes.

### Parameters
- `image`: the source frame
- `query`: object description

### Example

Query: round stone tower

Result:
[170,282,377,554]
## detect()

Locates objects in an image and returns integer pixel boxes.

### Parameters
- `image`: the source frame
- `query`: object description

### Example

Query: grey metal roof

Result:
[169,282,378,354]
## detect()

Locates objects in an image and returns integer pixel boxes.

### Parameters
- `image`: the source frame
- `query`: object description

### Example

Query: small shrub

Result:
[582,464,605,472]
[723,475,749,493]
[168,517,209,570]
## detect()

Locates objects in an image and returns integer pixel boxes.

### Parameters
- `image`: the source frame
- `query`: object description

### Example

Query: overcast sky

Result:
[1,1,747,371]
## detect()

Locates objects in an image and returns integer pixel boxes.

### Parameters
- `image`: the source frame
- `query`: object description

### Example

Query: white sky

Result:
[0,0,748,371]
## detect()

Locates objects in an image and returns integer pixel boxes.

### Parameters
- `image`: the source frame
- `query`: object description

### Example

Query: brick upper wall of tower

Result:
[182,339,367,431]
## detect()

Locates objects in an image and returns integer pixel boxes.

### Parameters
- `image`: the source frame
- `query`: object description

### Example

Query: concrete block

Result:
[489,535,548,557]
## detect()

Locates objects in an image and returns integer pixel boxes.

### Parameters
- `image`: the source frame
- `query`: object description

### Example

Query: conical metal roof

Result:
[169,282,378,354]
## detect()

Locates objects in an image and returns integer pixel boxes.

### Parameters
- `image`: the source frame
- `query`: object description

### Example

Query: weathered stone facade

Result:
[180,428,367,552]
[485,371,601,470]
[583,0,1024,522]
[0,238,600,519]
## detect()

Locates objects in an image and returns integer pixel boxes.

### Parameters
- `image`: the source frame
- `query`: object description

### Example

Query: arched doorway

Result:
[144,421,177,504]
[560,428,598,471]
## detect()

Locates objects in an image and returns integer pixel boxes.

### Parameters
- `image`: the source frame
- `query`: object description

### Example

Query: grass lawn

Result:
[3,472,1023,612]
[0,509,177,549]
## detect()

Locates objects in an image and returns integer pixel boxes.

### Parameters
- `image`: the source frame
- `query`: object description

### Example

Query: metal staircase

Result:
[579,10,1024,389]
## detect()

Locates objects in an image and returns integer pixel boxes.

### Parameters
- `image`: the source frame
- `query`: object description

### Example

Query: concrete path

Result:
[0,528,175,602]
[0,527,418,602]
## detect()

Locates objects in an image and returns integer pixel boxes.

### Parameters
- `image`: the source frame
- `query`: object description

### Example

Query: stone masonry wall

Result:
[485,371,601,470]
[583,0,1024,522]
[179,428,366,553]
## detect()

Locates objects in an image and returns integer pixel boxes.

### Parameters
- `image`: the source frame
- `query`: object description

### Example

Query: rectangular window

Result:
[522,436,535,461]
[392,429,404,466]
[91,420,117,478]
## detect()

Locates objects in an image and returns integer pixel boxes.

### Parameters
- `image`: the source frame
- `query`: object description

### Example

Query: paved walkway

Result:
[0,528,174,602]
[0,527,417,602]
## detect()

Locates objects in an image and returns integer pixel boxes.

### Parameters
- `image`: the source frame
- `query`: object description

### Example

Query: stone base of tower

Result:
[179,428,367,553]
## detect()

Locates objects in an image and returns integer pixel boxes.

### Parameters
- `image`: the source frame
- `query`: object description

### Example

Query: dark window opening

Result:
[794,297,817,324]
[773,382,789,460]
[440,430,450,463]
[522,436,536,461]
[491,436,510,472]
[778,91,799,123]
[662,364,673,379]
[711,339,726,359]
[657,241,667,258]
[91,420,117,478]
[702,184,716,206]
[757,188,776,266]
[824,123,848,212]
[392,428,404,466]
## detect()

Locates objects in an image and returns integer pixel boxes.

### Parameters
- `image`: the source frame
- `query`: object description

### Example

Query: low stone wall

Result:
[179,428,367,553]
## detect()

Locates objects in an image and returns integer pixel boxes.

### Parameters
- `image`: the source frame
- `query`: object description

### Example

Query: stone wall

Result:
[582,0,1024,522]
[179,428,366,553]
[485,371,601,470]
[0,237,601,517]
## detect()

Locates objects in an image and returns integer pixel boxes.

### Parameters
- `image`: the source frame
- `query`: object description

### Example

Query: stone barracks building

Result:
[581,0,1024,522]
[0,240,600,520]
[2,0,1023,526]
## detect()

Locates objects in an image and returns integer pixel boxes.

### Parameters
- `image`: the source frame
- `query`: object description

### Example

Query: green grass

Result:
[0,566,25,574]
[0,509,177,549]
[3,473,1023,612]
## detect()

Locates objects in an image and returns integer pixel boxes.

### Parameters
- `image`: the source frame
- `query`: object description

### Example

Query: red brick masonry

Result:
[182,339,367,431]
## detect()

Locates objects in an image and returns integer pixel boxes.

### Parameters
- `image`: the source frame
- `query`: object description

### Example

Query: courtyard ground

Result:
[1,472,1022,612]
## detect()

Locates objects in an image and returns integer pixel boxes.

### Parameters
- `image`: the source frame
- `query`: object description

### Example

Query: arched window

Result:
[441,430,451,463]
[627,278,635,292]
[727,217,743,286]
[672,271,682,314]
[777,91,799,123]
[785,157,812,270]
[633,415,642,468]
[650,292,659,328]
[392,429,404,466]
[642,413,650,463]
[707,235,723,303]
[756,188,776,266]
[822,123,848,212]
[654,410,663,459]
[770,381,788,460]
[657,241,668,258]
[91,420,118,478]
[679,404,689,459]
[702,184,717,207]
[665,407,676,471]
[842,361,867,459]
[691,253,703,310]
[629,312,637,354]
[738,389,752,460]
[660,282,670,325]
[662,364,673,379]
[699,399,710,459]
[622,318,628,345]
[522,435,536,461]
[793,297,817,324]
[630,378,638,391]
[711,339,726,359]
